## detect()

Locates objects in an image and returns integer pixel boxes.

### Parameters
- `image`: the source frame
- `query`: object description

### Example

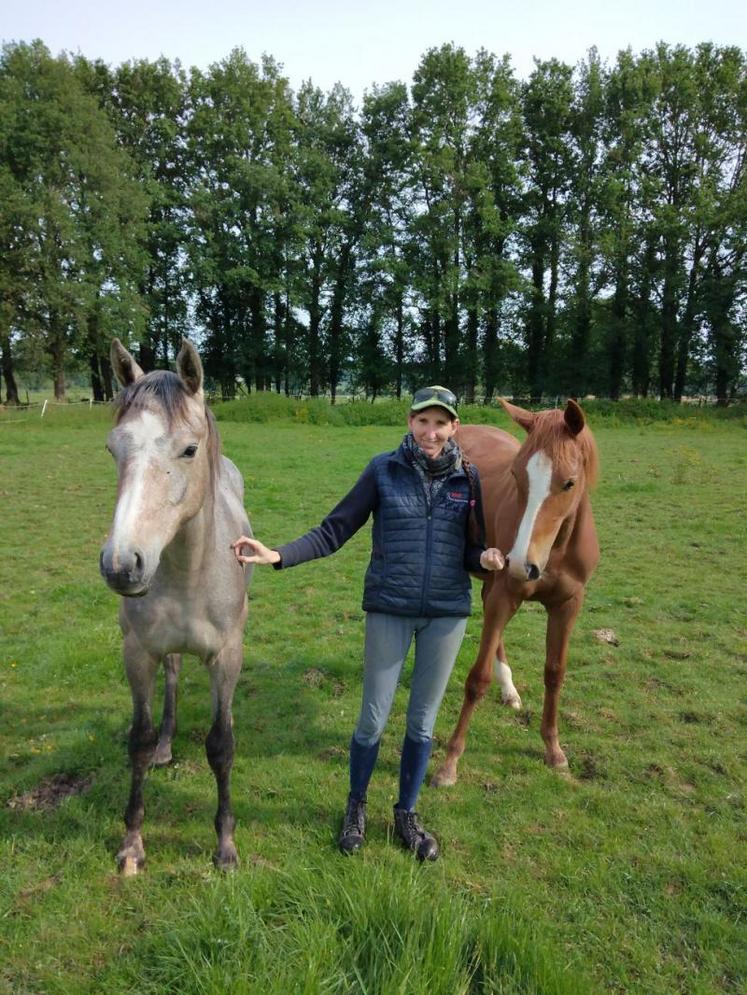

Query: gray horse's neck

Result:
[159,494,217,580]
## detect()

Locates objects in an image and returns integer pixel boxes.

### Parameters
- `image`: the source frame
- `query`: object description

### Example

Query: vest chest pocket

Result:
[441,488,470,521]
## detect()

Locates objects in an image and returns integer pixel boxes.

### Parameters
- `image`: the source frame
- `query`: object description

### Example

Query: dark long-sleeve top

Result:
[273,445,488,618]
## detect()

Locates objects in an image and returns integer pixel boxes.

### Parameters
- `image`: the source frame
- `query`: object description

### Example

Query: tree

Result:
[358,81,415,398]
[469,50,523,401]
[188,50,294,396]
[520,59,574,401]
[410,44,477,392]
[0,41,146,400]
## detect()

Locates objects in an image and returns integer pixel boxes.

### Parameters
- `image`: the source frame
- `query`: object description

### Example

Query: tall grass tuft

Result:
[106,863,589,995]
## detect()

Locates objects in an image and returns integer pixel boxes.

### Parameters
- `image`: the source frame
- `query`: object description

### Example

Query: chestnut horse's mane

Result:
[526,408,599,489]
[113,370,222,485]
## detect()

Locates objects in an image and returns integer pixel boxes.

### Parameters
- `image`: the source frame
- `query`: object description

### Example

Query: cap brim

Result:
[410,399,458,419]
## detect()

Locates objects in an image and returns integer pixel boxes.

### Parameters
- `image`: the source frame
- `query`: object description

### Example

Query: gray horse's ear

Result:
[564,399,585,436]
[499,398,535,433]
[176,339,203,396]
[111,338,144,387]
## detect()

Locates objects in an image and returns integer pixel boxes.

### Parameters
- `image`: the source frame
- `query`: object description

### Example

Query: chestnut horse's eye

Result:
[181,444,198,458]
[562,479,575,491]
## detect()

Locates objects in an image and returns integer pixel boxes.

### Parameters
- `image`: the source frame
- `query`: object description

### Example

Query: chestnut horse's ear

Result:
[176,339,203,396]
[564,398,586,436]
[110,338,144,387]
[499,398,535,433]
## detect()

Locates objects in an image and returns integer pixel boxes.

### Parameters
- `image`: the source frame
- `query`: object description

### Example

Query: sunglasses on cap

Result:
[410,386,458,418]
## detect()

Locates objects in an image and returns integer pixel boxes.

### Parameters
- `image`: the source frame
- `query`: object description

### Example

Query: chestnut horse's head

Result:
[501,398,598,584]
[99,339,219,597]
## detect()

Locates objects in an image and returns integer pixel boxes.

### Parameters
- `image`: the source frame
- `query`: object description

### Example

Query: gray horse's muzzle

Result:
[100,544,149,597]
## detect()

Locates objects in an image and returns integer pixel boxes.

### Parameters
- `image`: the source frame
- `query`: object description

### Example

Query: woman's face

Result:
[408,407,459,459]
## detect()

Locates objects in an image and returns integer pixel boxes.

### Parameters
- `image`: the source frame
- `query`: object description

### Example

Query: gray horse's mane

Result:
[114,370,221,485]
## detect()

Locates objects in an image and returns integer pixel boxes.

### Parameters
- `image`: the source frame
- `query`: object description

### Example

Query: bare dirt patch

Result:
[7,772,92,811]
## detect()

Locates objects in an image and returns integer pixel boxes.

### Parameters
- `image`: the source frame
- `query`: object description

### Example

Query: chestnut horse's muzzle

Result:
[99,544,149,597]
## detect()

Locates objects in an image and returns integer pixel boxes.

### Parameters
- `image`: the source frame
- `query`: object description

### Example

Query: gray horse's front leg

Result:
[153,653,182,766]
[205,635,242,870]
[117,645,159,875]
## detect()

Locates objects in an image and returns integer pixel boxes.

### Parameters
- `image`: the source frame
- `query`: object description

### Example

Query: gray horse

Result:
[100,338,252,874]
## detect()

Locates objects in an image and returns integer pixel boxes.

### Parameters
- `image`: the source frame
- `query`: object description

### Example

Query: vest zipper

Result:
[419,468,464,616]
[420,503,434,617]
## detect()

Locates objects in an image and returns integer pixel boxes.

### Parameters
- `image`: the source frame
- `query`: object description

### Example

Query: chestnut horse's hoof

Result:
[544,750,569,770]
[430,765,458,788]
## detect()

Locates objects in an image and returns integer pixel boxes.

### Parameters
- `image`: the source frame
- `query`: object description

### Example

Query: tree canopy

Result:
[1,39,744,404]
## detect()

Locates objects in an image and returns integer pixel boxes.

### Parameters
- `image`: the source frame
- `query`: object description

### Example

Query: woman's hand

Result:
[230,535,281,566]
[479,547,505,572]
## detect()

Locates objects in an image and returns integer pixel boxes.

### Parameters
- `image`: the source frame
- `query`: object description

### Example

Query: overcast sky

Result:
[3,0,745,100]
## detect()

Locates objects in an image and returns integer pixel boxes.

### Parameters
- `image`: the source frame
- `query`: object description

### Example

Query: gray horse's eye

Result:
[181,444,198,458]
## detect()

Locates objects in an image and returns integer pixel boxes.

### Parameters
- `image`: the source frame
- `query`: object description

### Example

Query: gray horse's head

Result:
[100,339,219,597]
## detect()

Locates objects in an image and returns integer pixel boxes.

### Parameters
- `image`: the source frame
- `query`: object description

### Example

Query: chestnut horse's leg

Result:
[541,591,584,768]
[153,653,182,767]
[205,633,242,869]
[431,583,520,787]
[117,643,159,875]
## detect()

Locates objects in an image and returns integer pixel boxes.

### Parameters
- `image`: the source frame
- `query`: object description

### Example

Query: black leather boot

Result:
[339,794,366,854]
[393,807,439,861]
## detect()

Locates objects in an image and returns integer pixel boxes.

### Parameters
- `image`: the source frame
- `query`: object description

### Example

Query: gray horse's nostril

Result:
[526,563,540,581]
[134,550,144,573]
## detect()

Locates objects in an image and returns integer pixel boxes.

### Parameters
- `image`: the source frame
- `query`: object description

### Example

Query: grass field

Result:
[1,410,745,993]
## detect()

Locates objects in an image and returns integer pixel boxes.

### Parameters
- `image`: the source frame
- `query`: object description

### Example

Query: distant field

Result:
[1,413,745,993]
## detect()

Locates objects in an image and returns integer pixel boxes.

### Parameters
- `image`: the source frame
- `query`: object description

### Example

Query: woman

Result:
[232,386,504,861]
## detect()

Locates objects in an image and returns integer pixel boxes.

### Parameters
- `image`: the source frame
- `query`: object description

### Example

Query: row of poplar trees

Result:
[1,39,745,405]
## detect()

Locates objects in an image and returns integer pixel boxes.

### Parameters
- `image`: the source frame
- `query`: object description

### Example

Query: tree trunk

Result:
[328,244,352,405]
[89,353,104,402]
[609,271,627,401]
[394,294,404,400]
[527,248,546,403]
[49,314,66,401]
[483,306,499,403]
[248,285,265,392]
[464,297,478,404]
[308,243,323,396]
[659,237,679,399]
[673,243,704,401]
[0,331,19,404]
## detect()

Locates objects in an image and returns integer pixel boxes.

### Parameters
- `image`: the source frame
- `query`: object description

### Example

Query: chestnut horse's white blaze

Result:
[507,450,552,582]
[101,338,252,875]
[431,399,599,787]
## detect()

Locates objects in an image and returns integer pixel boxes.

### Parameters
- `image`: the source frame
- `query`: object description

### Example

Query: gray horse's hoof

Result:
[117,844,145,876]
[213,844,239,871]
[152,741,173,767]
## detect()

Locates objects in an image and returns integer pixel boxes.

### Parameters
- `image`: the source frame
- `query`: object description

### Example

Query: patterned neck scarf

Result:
[402,433,462,508]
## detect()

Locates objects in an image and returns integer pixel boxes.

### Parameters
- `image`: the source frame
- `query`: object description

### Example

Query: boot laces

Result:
[342,798,365,836]
[399,809,426,843]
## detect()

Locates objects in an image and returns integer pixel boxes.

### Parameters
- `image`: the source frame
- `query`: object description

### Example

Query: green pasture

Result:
[1,410,745,993]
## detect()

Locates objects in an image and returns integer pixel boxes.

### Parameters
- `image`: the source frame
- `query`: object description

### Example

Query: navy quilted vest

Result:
[362,448,473,618]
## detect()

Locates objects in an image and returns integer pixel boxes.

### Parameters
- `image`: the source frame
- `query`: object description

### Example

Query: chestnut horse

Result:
[100,339,252,873]
[432,398,599,786]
